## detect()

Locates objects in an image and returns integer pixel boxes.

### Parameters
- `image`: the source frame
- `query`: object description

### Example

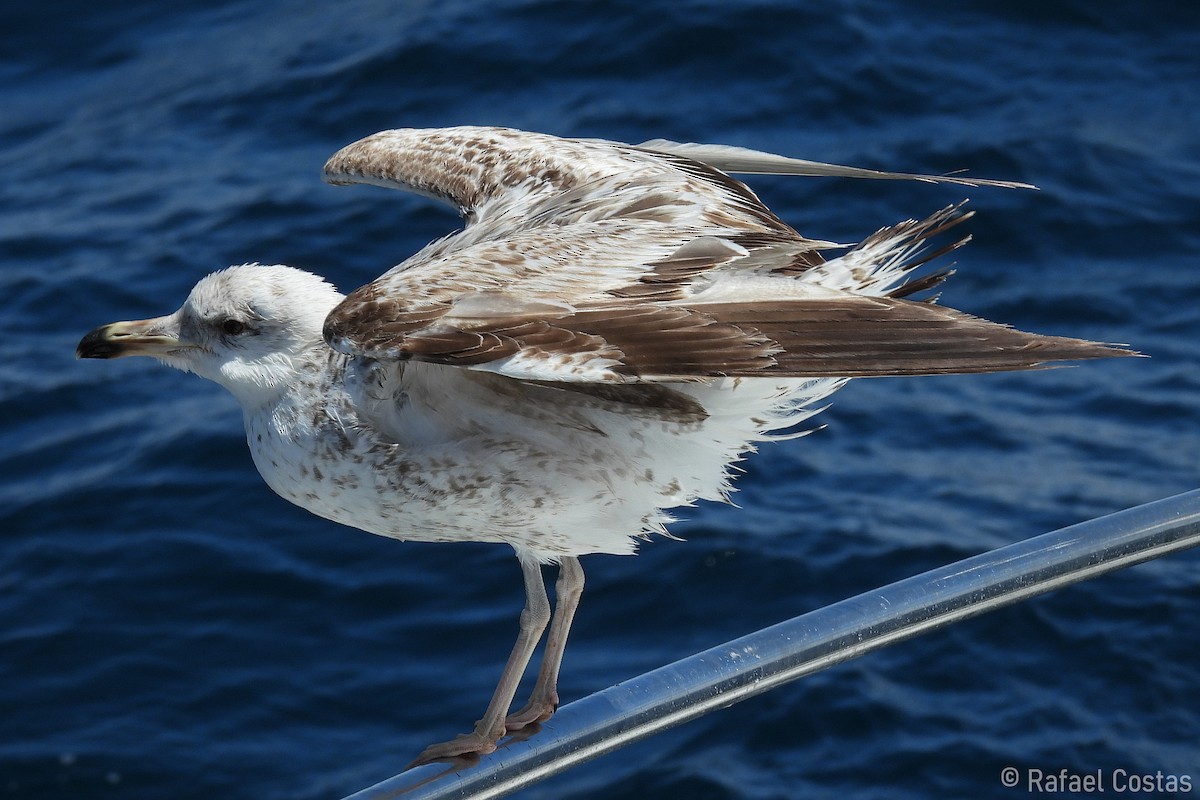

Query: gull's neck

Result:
[247,346,356,432]
[217,344,333,414]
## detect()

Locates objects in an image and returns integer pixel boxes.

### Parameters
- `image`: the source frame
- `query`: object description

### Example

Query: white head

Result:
[77,264,345,407]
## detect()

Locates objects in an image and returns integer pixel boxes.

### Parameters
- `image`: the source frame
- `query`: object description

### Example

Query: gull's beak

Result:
[76,315,192,360]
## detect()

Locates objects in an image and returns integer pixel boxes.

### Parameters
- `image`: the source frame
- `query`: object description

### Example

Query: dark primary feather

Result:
[330,295,1130,380]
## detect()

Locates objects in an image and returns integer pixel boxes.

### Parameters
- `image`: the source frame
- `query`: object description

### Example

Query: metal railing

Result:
[342,489,1200,800]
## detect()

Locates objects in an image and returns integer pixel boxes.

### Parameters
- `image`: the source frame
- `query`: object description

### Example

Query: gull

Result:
[77,126,1132,764]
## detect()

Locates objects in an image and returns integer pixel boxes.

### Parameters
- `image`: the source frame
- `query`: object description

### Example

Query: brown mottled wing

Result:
[321,127,1130,383]
[328,292,1132,382]
[322,126,779,230]
[322,127,586,213]
[319,222,768,367]
[321,126,827,320]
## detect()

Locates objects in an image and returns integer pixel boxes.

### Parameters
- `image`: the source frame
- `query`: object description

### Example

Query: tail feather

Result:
[795,203,972,297]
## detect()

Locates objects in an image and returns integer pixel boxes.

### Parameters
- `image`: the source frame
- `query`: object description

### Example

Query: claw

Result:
[504,696,557,731]
[408,731,498,768]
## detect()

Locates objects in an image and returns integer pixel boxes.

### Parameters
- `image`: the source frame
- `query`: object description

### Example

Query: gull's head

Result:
[77,264,345,406]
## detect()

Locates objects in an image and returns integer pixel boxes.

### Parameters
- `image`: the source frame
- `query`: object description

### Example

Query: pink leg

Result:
[410,556,551,766]
[506,556,585,730]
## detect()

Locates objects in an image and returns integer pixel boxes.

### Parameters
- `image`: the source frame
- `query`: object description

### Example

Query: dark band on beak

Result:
[76,319,189,359]
[77,325,125,359]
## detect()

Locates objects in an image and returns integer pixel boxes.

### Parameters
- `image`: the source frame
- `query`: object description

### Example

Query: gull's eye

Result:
[220,319,247,336]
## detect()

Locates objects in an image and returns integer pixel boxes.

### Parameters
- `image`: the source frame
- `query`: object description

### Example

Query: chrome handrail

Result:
[342,489,1200,800]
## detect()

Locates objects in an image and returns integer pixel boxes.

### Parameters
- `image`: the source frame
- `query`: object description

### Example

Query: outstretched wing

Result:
[322,127,1131,383]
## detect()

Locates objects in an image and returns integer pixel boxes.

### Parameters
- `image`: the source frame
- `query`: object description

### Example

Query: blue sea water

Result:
[2,1,1199,797]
